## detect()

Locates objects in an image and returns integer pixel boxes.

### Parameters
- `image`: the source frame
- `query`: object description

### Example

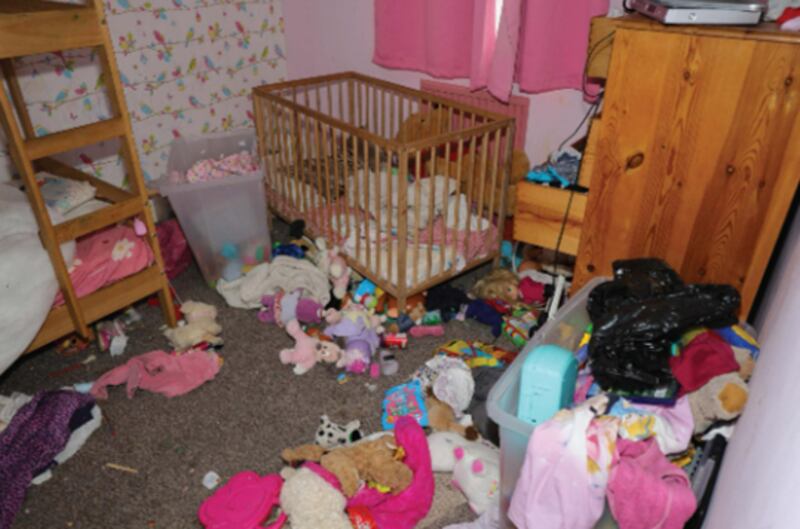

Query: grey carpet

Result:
[0,260,509,529]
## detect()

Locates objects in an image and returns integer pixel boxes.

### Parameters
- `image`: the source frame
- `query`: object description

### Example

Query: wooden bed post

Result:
[494,122,515,268]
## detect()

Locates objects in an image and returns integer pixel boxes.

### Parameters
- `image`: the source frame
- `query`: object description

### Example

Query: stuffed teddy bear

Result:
[279,319,343,375]
[427,431,500,515]
[258,290,323,326]
[282,434,413,498]
[426,392,479,440]
[314,238,351,300]
[280,466,352,529]
[687,337,754,434]
[315,414,364,449]
[163,300,223,351]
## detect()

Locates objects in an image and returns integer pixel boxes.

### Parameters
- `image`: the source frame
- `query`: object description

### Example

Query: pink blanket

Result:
[54,225,153,306]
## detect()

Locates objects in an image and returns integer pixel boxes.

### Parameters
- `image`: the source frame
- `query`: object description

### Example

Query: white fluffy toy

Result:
[163,300,222,351]
[427,431,500,515]
[279,466,351,529]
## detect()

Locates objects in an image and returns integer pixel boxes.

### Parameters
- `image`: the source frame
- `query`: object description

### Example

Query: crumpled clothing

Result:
[609,396,694,455]
[90,349,221,399]
[607,438,696,529]
[172,151,258,183]
[509,395,617,529]
[0,392,32,434]
[216,256,331,309]
[0,390,95,529]
[670,331,739,395]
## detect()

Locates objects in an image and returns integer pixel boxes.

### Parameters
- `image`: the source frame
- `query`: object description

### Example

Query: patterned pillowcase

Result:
[38,173,96,215]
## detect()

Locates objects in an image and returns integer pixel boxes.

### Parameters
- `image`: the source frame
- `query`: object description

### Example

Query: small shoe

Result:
[378,349,399,376]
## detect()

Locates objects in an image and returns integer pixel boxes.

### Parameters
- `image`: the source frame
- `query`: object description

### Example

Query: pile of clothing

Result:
[0,390,102,529]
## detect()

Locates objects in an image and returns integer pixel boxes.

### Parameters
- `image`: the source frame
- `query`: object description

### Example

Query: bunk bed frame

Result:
[0,0,177,352]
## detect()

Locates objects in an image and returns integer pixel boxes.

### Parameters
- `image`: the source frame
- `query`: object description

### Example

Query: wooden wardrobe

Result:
[573,15,800,317]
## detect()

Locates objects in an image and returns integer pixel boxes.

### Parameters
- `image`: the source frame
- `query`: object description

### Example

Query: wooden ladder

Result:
[0,0,177,349]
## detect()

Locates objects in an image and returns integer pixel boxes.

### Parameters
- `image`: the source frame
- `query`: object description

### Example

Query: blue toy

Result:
[381,380,429,430]
[526,165,570,188]
[517,344,578,425]
[466,300,503,337]
[220,242,244,282]
[272,243,305,259]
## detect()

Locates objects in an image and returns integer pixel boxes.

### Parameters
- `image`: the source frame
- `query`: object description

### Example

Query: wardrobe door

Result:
[573,26,800,316]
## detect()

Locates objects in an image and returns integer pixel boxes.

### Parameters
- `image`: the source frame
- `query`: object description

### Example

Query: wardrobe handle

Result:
[626,152,645,170]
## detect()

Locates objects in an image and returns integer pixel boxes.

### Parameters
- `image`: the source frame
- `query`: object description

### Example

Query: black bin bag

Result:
[587,259,740,392]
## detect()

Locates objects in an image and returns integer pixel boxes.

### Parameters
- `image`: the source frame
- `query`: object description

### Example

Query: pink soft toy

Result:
[279,319,343,375]
[198,471,286,529]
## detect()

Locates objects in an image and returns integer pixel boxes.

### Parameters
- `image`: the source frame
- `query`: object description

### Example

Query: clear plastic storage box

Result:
[159,131,270,285]
[487,277,608,528]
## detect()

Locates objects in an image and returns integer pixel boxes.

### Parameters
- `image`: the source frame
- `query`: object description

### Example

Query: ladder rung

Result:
[0,3,103,60]
[25,118,125,160]
[54,197,144,243]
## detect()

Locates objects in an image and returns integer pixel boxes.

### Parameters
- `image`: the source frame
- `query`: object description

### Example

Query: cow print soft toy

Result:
[315,414,363,449]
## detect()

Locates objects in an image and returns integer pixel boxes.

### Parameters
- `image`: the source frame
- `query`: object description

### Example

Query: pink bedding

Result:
[53,225,153,306]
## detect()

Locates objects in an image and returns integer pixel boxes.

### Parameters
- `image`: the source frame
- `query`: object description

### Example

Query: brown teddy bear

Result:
[282,434,413,497]
[426,391,479,440]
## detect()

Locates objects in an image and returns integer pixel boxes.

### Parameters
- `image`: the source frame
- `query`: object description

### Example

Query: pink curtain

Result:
[373,0,609,102]
[373,0,488,79]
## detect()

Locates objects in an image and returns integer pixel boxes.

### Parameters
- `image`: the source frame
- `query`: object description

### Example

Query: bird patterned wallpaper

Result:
[0,0,287,186]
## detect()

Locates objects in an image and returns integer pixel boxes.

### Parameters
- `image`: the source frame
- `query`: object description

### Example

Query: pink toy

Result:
[198,471,286,529]
[409,325,445,338]
[279,319,343,375]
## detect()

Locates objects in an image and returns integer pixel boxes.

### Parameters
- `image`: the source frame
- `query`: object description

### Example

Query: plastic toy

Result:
[382,332,408,349]
[382,380,429,430]
[409,325,445,338]
[352,279,384,310]
[502,311,539,347]
[272,243,305,259]
[517,344,578,425]
[198,471,286,529]
[437,340,517,369]
[241,240,270,271]
[220,242,244,282]
[279,319,343,375]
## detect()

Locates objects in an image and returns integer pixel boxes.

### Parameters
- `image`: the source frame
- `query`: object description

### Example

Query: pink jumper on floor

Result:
[90,349,221,399]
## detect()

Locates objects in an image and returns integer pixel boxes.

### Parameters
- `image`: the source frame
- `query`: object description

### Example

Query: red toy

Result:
[382,333,408,349]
